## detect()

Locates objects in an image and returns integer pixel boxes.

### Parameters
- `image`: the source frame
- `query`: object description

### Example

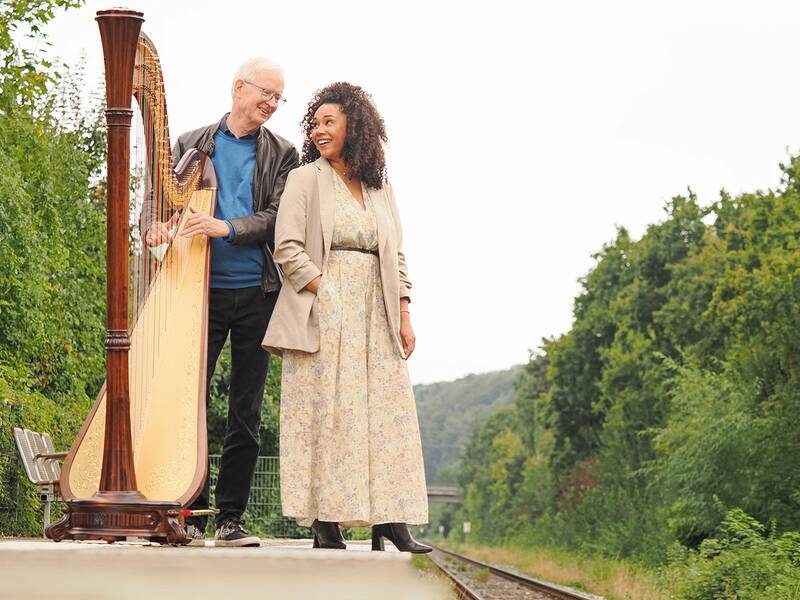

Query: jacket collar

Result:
[205,114,264,155]
[316,157,335,254]
[314,155,390,259]
[314,157,380,192]
[218,113,259,140]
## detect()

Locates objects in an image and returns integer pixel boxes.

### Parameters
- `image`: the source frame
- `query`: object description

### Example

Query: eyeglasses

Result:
[243,80,287,106]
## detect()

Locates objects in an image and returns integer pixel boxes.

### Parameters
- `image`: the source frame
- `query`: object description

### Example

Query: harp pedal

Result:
[183,508,220,517]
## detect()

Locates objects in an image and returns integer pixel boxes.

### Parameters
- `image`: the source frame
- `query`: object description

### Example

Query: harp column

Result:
[99,9,141,496]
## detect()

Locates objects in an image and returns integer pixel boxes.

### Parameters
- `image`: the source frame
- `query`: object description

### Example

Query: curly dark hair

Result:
[300,82,388,190]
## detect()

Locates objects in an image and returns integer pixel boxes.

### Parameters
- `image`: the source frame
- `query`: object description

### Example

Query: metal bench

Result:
[12,427,68,535]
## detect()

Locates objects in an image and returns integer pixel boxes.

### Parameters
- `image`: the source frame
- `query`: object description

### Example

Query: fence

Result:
[7,455,304,538]
[207,454,301,538]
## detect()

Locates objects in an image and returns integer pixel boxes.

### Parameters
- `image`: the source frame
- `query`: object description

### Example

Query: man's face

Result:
[232,69,284,129]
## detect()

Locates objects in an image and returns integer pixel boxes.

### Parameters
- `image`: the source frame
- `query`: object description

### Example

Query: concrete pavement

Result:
[0,538,450,599]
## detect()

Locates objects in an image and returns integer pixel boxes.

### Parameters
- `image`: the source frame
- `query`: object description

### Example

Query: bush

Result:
[0,370,90,535]
[0,4,107,535]
[667,509,800,599]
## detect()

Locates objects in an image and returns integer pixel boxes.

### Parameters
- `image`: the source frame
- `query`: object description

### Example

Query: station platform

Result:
[0,538,449,599]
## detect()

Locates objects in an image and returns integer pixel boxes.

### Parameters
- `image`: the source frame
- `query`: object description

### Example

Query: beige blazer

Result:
[262,157,411,357]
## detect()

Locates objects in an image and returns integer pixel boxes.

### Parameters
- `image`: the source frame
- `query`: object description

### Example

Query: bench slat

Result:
[41,433,62,480]
[13,427,42,484]
[26,431,57,484]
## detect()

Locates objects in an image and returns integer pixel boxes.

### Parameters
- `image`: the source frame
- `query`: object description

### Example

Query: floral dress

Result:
[279,173,429,528]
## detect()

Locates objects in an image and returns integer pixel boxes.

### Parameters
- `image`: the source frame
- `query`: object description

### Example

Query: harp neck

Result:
[134,33,203,207]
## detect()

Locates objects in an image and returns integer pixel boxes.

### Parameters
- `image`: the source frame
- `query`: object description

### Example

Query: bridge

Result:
[426,485,462,503]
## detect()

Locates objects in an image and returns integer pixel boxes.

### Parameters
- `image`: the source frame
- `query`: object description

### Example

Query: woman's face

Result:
[312,103,347,162]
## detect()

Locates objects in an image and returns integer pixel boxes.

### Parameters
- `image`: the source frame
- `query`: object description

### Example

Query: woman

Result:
[263,82,431,553]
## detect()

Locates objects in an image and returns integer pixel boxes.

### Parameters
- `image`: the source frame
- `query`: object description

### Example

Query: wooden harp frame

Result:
[46,8,215,544]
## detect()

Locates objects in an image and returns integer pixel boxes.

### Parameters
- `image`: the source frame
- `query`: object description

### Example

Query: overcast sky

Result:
[40,1,800,384]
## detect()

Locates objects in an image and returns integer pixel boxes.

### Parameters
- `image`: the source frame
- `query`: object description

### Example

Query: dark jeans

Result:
[189,286,277,530]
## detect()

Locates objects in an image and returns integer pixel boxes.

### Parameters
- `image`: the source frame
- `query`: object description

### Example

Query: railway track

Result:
[424,543,604,600]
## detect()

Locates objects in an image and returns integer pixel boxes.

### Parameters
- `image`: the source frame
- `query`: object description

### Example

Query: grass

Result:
[474,568,491,584]
[410,554,437,572]
[438,541,667,600]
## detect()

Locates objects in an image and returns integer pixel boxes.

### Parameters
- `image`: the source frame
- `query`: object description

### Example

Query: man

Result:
[146,57,298,546]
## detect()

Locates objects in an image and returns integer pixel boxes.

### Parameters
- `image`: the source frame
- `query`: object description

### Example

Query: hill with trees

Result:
[414,366,521,484]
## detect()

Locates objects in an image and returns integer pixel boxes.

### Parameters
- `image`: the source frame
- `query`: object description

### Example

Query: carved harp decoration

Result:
[46,9,216,543]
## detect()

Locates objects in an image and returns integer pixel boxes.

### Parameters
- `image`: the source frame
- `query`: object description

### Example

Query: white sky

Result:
[41,0,800,384]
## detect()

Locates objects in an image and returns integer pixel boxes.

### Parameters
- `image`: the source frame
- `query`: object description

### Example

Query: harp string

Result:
[128,34,202,453]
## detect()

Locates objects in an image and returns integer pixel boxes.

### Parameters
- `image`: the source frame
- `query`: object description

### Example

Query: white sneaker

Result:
[186,524,206,546]
[214,519,260,547]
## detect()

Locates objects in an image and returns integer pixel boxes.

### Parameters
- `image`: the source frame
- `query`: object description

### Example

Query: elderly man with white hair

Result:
[147,57,298,546]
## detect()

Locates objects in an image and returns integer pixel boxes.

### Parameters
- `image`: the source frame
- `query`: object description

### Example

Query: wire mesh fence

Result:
[6,454,301,538]
[208,454,302,538]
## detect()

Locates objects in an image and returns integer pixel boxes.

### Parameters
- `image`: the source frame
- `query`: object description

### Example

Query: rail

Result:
[425,542,604,600]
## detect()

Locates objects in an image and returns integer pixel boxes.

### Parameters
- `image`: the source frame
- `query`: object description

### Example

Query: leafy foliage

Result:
[0,2,107,535]
[0,0,83,111]
[666,508,800,599]
[456,156,800,593]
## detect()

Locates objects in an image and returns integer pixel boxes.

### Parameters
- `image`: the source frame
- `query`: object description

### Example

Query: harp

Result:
[46,9,216,544]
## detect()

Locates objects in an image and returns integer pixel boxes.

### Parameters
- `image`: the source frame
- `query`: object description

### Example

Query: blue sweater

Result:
[209,130,263,289]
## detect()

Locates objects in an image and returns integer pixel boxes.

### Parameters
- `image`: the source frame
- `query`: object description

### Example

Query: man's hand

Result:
[144,211,181,246]
[181,206,231,239]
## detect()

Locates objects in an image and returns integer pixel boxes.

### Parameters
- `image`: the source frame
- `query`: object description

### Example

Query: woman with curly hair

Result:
[263,82,431,553]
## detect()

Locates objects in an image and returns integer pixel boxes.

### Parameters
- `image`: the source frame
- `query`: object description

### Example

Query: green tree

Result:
[457,167,800,577]
[0,0,83,111]
[0,1,108,535]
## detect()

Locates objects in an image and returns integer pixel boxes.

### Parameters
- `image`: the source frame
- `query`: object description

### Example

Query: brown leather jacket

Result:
[173,115,299,294]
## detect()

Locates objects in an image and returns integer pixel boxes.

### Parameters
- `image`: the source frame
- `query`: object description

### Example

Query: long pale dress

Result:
[280,173,429,528]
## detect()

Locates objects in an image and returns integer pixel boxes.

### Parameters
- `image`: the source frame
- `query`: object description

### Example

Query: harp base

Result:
[46,494,187,545]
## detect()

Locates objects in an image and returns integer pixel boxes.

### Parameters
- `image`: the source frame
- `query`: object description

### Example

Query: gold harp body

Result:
[58,26,215,509]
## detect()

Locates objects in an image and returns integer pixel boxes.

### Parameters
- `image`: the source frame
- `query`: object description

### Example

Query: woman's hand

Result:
[400,312,416,358]
[305,275,322,295]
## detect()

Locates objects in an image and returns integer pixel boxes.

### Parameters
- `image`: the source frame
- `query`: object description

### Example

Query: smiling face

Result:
[312,103,347,162]
[231,69,284,132]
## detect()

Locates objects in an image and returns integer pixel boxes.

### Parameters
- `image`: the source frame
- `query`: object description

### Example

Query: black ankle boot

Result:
[371,523,432,553]
[311,519,346,549]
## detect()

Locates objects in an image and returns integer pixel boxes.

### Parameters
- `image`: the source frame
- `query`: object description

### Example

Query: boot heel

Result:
[310,520,346,549]
[371,530,385,551]
[377,522,432,554]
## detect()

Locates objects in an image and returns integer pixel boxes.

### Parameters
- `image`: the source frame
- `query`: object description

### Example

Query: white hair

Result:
[231,57,284,98]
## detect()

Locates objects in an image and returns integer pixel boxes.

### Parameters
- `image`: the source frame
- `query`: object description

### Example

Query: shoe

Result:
[186,524,206,547]
[214,519,260,547]
[372,523,432,553]
[310,519,346,549]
